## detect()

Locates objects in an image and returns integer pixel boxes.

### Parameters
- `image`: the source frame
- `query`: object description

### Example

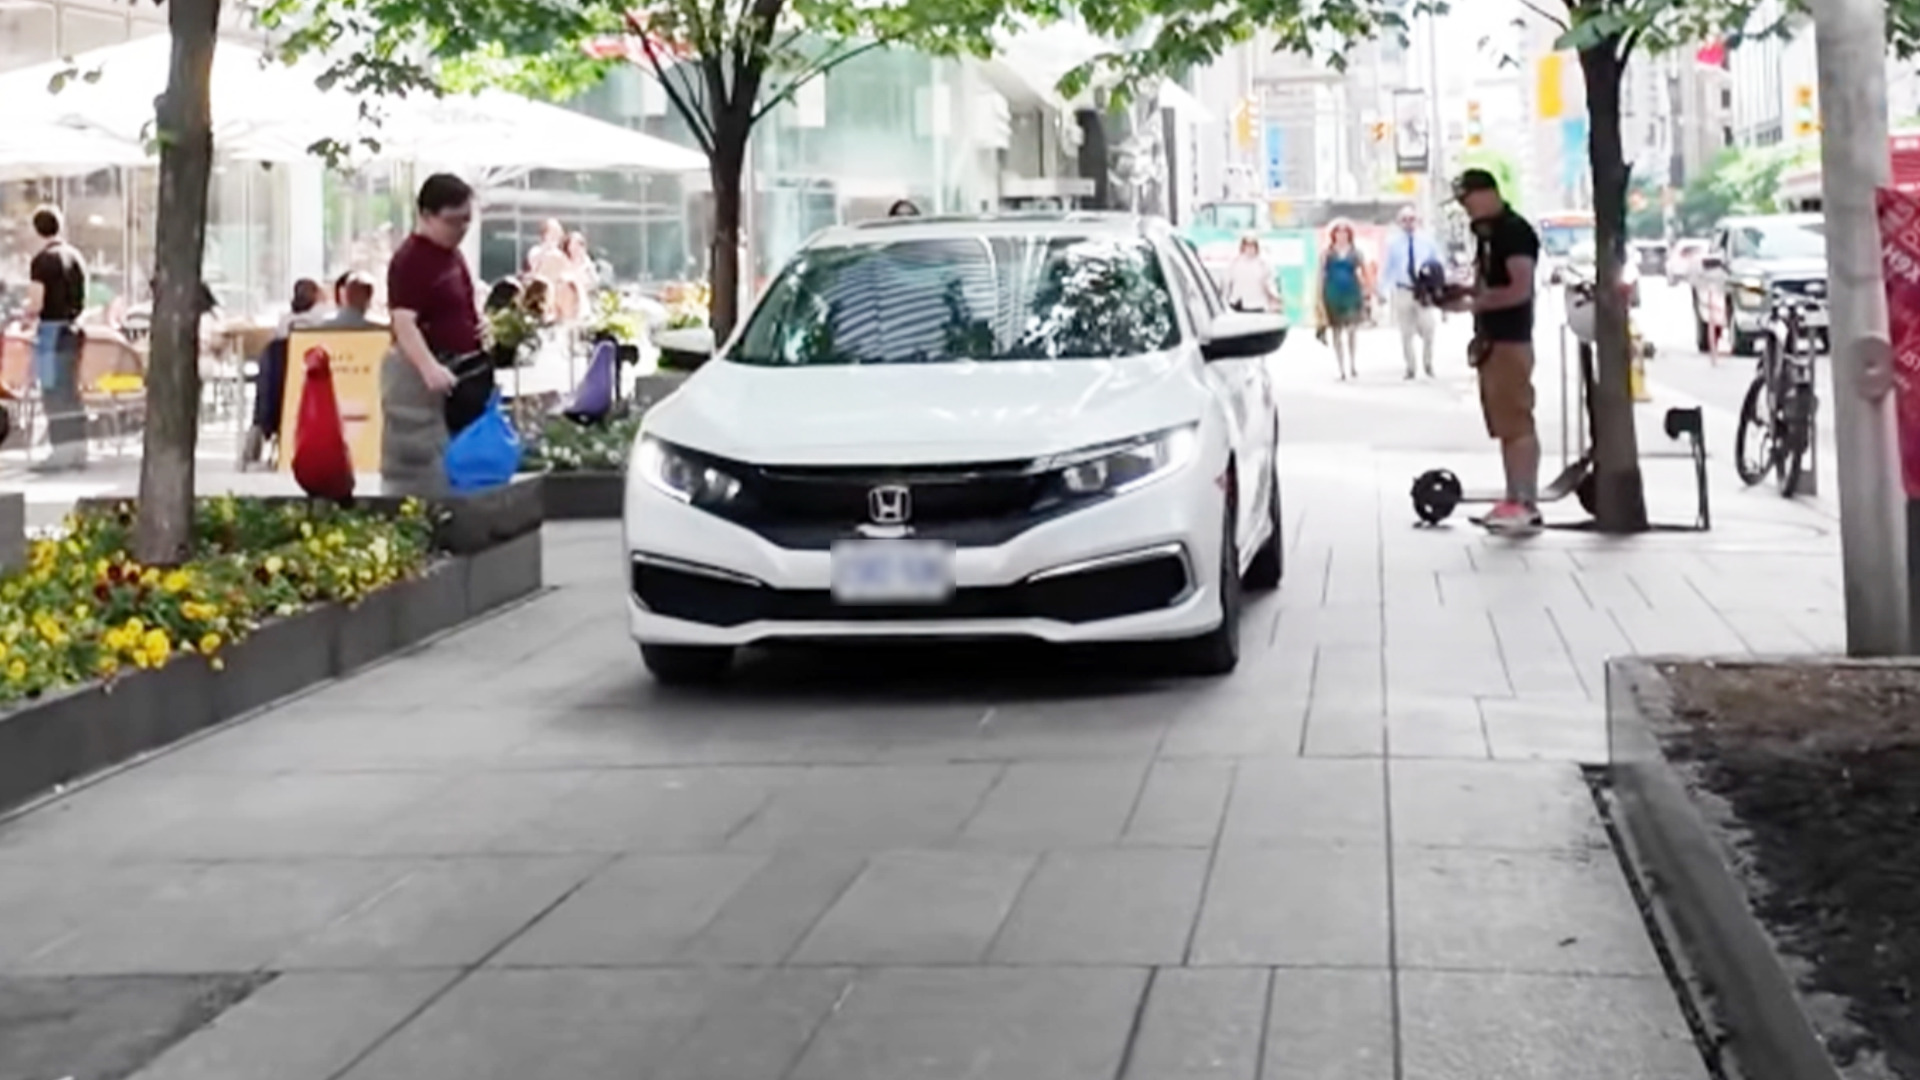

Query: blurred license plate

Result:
[831,540,955,603]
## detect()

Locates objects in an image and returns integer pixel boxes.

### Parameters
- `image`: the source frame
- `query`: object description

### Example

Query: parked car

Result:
[622,213,1288,684]
[1692,214,1827,355]
[1564,239,1641,307]
[1666,238,1710,284]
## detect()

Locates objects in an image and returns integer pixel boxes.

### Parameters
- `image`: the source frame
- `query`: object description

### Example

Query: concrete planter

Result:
[1607,658,1859,1080]
[0,532,544,814]
[538,471,624,521]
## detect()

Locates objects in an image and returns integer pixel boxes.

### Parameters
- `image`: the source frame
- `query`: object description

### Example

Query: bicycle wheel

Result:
[1734,375,1775,486]
[1777,383,1813,497]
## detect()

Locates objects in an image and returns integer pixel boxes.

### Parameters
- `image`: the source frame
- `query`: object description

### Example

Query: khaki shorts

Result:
[1476,340,1537,440]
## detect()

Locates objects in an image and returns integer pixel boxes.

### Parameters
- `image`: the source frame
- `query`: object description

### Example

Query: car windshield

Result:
[731,235,1182,367]
[1729,219,1826,260]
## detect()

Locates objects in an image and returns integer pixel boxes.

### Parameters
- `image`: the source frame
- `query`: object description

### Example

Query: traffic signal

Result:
[1233,96,1255,150]
[1793,84,1817,137]
[1466,100,1482,147]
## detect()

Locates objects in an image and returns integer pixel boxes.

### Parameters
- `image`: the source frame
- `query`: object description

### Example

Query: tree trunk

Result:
[1578,44,1650,534]
[135,0,219,566]
[706,120,748,343]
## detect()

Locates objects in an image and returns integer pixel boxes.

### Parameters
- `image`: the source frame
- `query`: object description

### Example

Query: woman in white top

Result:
[1220,235,1283,314]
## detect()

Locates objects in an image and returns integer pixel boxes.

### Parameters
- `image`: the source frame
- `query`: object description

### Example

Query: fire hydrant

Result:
[1630,335,1653,403]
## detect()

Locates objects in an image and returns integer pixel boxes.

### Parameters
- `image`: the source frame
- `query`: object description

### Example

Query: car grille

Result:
[1772,278,1826,300]
[631,551,1192,628]
[709,459,1082,549]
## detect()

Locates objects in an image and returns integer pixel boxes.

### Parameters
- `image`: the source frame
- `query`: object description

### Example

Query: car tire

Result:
[1243,464,1284,591]
[640,644,735,685]
[1166,497,1242,677]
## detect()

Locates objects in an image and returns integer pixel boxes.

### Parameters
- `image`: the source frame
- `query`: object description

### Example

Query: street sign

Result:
[1392,89,1429,174]
[1264,120,1285,193]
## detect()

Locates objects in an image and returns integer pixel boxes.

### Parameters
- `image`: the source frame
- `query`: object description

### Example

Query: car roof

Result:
[808,211,1170,249]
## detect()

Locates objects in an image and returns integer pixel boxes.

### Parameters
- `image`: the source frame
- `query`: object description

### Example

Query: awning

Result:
[0,36,705,178]
[0,120,151,181]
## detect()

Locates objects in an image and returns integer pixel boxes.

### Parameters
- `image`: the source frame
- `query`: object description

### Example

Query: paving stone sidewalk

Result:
[0,336,1845,1080]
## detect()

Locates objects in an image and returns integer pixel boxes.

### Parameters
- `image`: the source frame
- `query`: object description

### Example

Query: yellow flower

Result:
[265,555,285,575]
[72,603,90,621]
[142,628,171,662]
[95,655,119,676]
[300,521,314,539]
[198,632,221,655]
[140,568,161,587]
[6,660,25,682]
[162,570,191,594]
[210,657,225,672]
[326,530,346,548]
[125,616,145,635]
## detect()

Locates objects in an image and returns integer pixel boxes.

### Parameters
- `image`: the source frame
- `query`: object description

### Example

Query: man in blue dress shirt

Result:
[1379,206,1445,379]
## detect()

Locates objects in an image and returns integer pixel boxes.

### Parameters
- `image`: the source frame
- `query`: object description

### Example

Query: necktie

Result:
[1407,235,1417,289]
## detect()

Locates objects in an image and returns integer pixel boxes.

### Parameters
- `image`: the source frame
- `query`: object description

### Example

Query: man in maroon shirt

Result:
[381,173,484,496]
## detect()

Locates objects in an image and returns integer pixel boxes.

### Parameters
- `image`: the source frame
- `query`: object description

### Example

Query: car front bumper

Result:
[622,462,1230,648]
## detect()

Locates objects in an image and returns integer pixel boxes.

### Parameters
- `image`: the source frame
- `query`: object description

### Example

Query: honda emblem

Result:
[868,484,912,525]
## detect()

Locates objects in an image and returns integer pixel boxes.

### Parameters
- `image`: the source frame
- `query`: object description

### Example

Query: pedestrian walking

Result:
[1220,234,1284,315]
[1447,168,1542,535]
[24,206,88,472]
[1316,219,1370,380]
[382,172,485,498]
[1380,206,1445,379]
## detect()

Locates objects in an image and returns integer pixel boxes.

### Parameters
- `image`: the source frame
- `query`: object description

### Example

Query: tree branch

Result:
[1522,0,1568,29]
[749,39,888,125]
[629,22,716,156]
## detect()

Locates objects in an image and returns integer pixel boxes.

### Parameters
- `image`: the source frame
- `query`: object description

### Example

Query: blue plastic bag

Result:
[444,389,522,493]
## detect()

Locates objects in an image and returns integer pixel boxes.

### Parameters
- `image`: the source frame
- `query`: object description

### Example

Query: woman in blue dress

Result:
[1317,220,1372,380]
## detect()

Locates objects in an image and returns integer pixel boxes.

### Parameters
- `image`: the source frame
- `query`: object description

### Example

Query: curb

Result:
[0,529,544,814]
[1605,656,1844,1080]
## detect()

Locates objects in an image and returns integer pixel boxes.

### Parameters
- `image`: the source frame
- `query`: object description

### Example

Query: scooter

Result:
[1409,270,1635,527]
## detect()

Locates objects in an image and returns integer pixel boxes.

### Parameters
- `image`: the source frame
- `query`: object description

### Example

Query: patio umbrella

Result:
[0,120,150,182]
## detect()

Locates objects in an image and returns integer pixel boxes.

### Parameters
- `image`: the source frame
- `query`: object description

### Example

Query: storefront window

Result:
[0,2,56,74]
[58,7,127,55]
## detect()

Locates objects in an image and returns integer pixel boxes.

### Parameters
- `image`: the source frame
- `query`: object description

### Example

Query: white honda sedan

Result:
[623,213,1287,684]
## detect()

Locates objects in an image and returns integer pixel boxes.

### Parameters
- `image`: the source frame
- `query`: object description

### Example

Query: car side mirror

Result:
[1701,253,1725,271]
[1201,311,1288,361]
[652,325,716,356]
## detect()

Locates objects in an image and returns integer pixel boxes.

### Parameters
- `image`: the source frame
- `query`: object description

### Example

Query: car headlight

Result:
[634,436,744,506]
[1734,278,1769,308]
[1038,424,1200,497]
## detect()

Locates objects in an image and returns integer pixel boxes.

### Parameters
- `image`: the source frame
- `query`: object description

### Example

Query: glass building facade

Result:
[2,4,1031,319]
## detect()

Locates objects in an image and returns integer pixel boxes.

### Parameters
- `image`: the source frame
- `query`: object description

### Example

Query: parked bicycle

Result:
[1734,294,1823,497]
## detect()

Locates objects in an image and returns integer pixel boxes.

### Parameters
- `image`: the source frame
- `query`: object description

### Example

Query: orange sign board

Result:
[281,329,389,475]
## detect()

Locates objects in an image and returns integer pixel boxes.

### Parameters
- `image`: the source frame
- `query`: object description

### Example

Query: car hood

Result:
[1737,256,1828,279]
[644,352,1208,465]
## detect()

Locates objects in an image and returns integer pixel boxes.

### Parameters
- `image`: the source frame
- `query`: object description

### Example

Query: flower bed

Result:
[0,497,434,704]
[0,495,544,812]
[1608,658,1920,1080]
[520,411,638,521]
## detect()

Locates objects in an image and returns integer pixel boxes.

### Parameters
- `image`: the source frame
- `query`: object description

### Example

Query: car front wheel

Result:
[640,644,735,686]
[1165,497,1242,676]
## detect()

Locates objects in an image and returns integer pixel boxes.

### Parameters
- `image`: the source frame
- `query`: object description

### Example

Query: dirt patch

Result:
[0,973,268,1080]
[1661,661,1920,1079]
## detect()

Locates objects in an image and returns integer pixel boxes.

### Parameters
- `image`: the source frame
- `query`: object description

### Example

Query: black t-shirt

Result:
[30,241,87,322]
[1472,209,1539,343]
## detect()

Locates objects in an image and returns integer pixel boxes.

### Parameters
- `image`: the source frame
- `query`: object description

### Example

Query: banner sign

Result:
[1392,89,1429,174]
[282,329,389,476]
[1875,187,1920,497]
